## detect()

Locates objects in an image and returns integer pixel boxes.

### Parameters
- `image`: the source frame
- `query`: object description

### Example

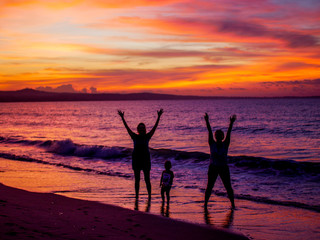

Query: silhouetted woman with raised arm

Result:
[118,109,163,199]
[204,113,236,209]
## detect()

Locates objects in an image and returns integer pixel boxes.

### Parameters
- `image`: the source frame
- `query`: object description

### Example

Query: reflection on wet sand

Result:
[161,202,170,218]
[204,207,234,229]
[134,198,151,213]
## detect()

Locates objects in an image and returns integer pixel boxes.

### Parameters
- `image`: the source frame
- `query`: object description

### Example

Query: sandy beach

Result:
[1,157,320,240]
[0,183,248,240]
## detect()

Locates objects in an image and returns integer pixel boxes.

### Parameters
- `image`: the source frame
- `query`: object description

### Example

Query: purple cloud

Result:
[36,84,77,93]
[35,84,98,93]
[213,19,318,48]
[260,78,320,87]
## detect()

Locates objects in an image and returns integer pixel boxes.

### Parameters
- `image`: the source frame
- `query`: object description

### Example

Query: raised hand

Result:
[148,109,163,137]
[157,109,164,117]
[230,115,237,123]
[204,113,209,121]
[204,113,213,144]
[118,110,124,118]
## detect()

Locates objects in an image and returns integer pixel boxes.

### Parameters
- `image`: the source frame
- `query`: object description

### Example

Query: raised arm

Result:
[204,113,214,145]
[118,110,135,138]
[148,109,163,138]
[225,115,236,145]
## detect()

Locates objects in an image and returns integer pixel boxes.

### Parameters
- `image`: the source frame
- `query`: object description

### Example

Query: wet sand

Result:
[1,158,319,240]
[0,183,248,240]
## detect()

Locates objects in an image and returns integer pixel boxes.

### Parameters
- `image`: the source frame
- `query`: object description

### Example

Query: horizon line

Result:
[0,88,319,100]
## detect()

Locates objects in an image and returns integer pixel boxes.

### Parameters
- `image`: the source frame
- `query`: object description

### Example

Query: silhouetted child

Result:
[160,160,174,204]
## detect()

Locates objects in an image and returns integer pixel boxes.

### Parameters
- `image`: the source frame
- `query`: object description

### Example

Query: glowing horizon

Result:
[0,0,319,97]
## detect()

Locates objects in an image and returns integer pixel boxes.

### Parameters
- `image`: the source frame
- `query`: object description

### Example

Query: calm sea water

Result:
[0,99,319,218]
[1,99,319,160]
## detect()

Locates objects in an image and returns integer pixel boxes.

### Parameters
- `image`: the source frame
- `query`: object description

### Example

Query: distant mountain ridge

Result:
[0,89,318,102]
[0,88,205,102]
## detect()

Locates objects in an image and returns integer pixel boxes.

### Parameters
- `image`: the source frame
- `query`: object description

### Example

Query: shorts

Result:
[208,164,230,176]
[132,154,151,171]
[161,186,171,192]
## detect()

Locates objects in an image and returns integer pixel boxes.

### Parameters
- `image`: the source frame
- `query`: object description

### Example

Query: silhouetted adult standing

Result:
[204,113,236,209]
[118,109,163,199]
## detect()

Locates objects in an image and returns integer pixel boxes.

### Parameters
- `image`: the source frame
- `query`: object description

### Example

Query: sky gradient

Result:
[0,0,319,96]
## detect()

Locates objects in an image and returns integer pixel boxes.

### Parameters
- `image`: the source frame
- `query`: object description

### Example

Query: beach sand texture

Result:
[1,158,320,240]
[0,183,248,240]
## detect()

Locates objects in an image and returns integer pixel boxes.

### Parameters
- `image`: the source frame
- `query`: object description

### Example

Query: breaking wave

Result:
[1,135,320,213]
[0,136,319,176]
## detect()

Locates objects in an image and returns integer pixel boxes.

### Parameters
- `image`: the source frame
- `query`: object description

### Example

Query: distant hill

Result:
[0,89,206,102]
[0,89,318,102]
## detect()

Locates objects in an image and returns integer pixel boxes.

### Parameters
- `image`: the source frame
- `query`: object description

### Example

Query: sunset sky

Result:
[0,0,319,96]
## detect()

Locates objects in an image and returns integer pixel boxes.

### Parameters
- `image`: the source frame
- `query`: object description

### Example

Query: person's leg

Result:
[220,165,235,208]
[161,187,165,202]
[204,165,219,207]
[166,188,170,204]
[134,169,141,198]
[143,169,152,198]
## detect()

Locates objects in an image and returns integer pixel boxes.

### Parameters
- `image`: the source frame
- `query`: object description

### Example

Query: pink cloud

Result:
[82,45,209,58]
[110,16,319,48]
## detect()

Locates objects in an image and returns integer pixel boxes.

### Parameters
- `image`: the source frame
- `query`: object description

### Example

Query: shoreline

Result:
[0,183,248,240]
[1,157,320,240]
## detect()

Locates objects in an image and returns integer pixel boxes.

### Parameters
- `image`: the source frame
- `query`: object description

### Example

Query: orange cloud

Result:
[89,0,181,8]
[0,0,84,10]
[0,0,181,9]
[0,0,37,7]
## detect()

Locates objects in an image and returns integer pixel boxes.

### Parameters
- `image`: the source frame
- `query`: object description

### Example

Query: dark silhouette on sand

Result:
[204,113,236,209]
[160,160,174,205]
[118,109,163,199]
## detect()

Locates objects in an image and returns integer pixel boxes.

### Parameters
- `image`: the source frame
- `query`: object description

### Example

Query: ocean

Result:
[0,99,319,239]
